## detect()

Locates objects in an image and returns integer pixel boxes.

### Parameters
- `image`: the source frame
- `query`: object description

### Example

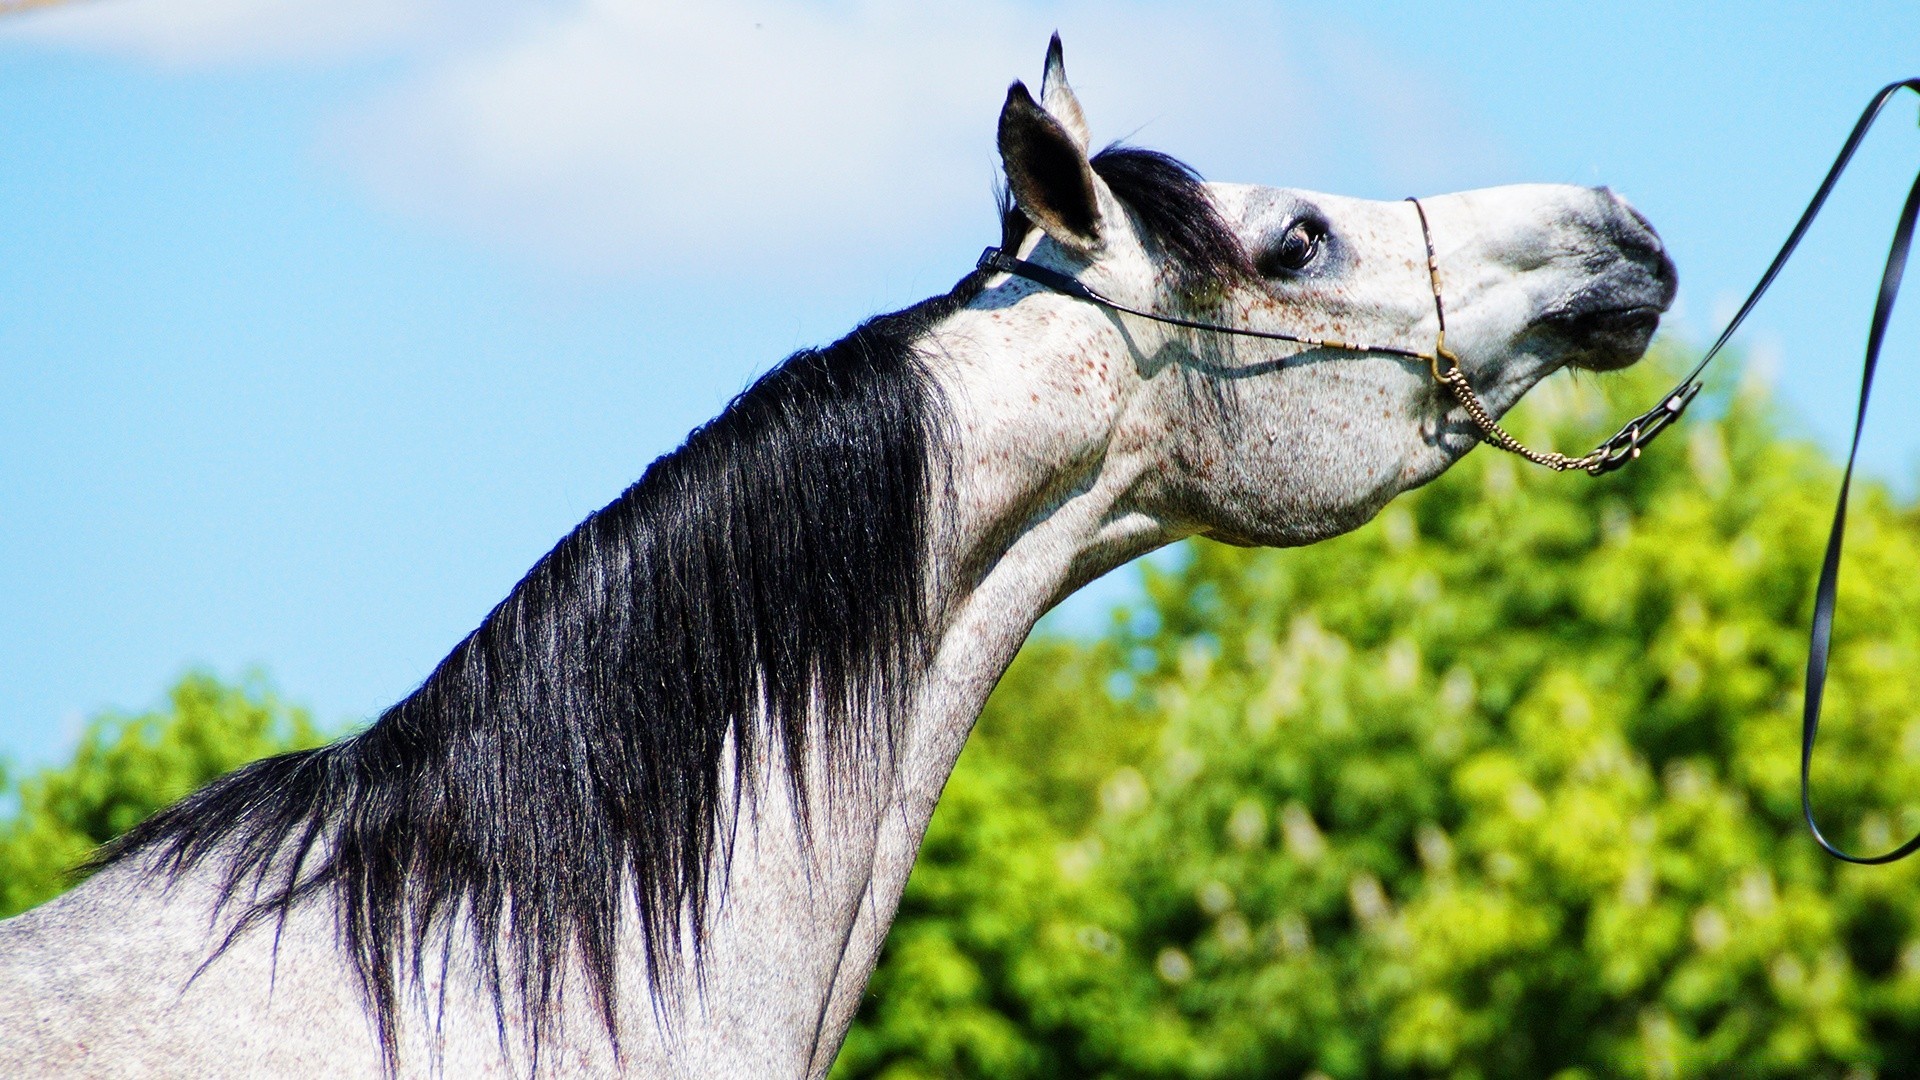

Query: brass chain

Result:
[1408,198,1614,475]
[1435,363,1607,473]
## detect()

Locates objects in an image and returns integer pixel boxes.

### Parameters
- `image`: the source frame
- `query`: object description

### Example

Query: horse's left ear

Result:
[998,80,1102,254]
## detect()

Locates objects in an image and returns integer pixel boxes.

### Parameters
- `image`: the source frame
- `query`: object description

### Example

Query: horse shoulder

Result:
[0,859,383,1077]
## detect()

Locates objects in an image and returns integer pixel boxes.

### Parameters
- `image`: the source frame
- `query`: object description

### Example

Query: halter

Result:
[977,197,1685,476]
[981,77,1920,867]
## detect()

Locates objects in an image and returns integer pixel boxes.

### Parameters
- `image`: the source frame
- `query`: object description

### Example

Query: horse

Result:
[0,36,1675,1078]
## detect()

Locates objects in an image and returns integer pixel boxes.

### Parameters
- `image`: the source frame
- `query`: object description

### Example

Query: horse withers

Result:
[0,35,1673,1079]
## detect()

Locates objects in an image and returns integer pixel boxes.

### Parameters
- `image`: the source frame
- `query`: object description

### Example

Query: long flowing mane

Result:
[89,143,1246,1069]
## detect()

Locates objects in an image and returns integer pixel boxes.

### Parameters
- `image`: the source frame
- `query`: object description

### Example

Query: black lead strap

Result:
[985,80,1920,863]
[1630,76,1920,862]
[1801,80,1920,864]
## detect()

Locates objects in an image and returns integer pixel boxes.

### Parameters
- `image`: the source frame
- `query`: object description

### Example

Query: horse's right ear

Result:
[1040,33,1091,152]
[998,80,1102,254]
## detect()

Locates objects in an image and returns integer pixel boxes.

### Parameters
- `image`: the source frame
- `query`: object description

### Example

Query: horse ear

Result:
[998,80,1102,253]
[1040,33,1091,152]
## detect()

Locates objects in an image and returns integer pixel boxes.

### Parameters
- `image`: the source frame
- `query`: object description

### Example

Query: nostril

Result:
[1574,188,1681,311]
[1597,194,1676,295]
[1591,187,1663,251]
[1611,204,1663,253]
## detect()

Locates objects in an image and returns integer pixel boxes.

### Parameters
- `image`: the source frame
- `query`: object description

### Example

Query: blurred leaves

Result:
[0,668,321,917]
[837,345,1920,1079]
[8,342,1920,1076]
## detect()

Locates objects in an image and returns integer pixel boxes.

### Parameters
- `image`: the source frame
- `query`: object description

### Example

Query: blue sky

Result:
[3,1,1919,768]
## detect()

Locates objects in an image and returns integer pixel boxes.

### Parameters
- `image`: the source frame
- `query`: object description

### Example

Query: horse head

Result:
[987,35,1677,550]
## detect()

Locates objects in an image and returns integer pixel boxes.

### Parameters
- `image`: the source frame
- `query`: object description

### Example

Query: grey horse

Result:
[0,36,1674,1079]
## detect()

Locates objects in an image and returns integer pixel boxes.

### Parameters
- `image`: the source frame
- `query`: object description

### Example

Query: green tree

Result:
[838,346,1920,1079]
[0,669,321,917]
[10,345,1920,1077]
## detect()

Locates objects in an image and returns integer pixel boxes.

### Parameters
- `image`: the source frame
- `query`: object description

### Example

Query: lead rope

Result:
[1800,80,1920,864]
[983,78,1920,862]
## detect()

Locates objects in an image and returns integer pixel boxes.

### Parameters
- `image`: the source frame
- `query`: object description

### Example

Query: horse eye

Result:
[1258,220,1324,276]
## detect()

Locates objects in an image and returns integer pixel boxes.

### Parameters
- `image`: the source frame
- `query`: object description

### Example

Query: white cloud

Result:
[333,1,1019,269]
[329,0,1510,273]
[1,0,444,67]
[6,0,1511,274]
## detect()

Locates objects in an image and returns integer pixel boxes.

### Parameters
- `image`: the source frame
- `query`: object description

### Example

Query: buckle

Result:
[1583,381,1702,475]
[977,247,1014,274]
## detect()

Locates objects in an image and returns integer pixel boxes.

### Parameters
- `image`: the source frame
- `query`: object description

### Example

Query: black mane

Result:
[97,276,975,1067]
[1088,145,1257,297]
[995,144,1254,300]
[95,143,1234,1071]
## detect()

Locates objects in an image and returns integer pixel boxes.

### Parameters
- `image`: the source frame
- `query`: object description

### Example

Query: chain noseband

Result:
[1406,198,1633,474]
[978,198,1678,476]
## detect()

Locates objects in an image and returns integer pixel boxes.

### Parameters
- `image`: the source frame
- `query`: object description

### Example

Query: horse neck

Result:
[676,293,1177,1073]
[910,297,1176,776]
[13,283,1174,1078]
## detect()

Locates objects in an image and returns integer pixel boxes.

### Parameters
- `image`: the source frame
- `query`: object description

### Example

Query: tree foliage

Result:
[0,669,321,917]
[836,347,1920,1080]
[7,346,1920,1077]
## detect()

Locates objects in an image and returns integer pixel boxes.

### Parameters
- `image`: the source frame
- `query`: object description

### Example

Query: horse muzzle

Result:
[1548,192,1679,371]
